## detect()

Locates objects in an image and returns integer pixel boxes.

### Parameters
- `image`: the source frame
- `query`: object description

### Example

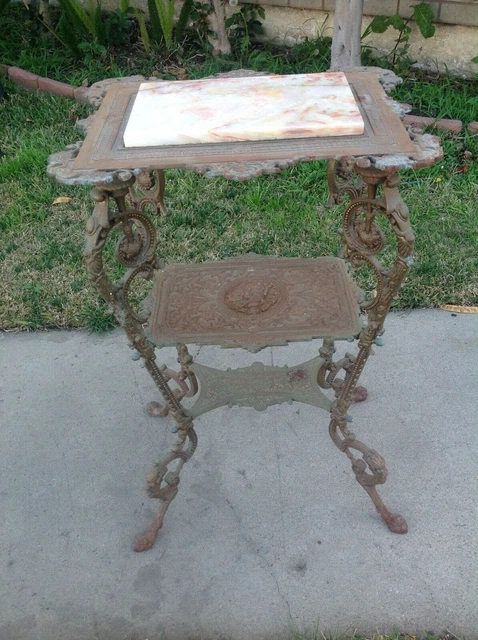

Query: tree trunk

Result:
[330,0,364,70]
[208,0,232,56]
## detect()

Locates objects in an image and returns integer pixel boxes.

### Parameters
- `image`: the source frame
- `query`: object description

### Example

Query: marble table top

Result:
[123,72,364,148]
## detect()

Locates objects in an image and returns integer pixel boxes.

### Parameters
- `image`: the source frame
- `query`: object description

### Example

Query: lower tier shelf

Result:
[187,357,333,417]
[145,254,363,351]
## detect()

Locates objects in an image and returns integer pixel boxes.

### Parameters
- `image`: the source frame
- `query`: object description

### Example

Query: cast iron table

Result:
[48,71,443,552]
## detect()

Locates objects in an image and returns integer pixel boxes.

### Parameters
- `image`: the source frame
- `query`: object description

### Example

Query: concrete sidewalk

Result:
[1,309,477,640]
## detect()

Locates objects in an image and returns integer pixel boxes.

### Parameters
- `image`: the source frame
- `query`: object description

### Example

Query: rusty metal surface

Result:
[46,71,435,548]
[47,142,136,187]
[360,127,444,171]
[187,357,332,417]
[145,255,364,351]
[73,73,416,173]
[65,165,417,551]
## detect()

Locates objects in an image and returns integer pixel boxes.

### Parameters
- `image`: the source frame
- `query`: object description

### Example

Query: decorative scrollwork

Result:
[329,420,407,533]
[133,425,198,552]
[343,199,386,255]
[327,158,367,206]
[341,171,414,319]
[323,167,412,535]
[147,343,199,418]
[147,369,197,418]
[84,180,193,431]
[128,169,169,216]
[342,198,388,311]
[146,427,198,499]
[176,343,199,398]
[121,264,156,323]
[318,346,355,395]
[115,210,157,268]
[350,443,388,487]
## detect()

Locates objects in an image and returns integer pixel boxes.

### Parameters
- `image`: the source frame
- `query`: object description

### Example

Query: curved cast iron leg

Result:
[361,486,408,534]
[146,344,198,419]
[328,167,414,533]
[133,425,197,552]
[133,485,179,552]
[330,419,408,534]
[348,439,407,533]
[327,343,408,534]
[323,340,407,534]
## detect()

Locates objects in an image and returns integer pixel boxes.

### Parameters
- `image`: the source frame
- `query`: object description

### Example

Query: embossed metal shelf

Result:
[187,357,332,418]
[145,255,363,351]
[73,72,416,172]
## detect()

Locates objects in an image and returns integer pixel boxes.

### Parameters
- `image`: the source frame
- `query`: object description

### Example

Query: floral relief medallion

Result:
[223,278,282,316]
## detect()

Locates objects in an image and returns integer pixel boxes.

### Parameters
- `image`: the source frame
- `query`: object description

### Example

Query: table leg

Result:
[327,342,408,534]
[147,344,199,419]
[84,182,196,551]
[133,423,198,551]
[327,157,366,206]
[129,169,170,216]
[318,338,368,403]
[327,168,414,533]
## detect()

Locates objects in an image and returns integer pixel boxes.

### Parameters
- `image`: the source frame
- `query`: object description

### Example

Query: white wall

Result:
[258,6,478,77]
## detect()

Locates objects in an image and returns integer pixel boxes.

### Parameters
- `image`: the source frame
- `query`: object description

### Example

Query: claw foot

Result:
[362,485,408,536]
[147,401,169,418]
[352,386,368,402]
[132,512,164,552]
[133,530,158,552]
[132,494,175,552]
[386,513,408,534]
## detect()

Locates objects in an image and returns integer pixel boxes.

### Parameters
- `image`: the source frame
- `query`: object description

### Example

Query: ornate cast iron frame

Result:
[48,77,443,552]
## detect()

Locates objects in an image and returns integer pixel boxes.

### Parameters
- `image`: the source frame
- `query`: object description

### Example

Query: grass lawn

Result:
[1,7,477,331]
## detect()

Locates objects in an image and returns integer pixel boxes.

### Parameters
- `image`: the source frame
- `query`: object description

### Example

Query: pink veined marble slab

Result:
[122,72,364,148]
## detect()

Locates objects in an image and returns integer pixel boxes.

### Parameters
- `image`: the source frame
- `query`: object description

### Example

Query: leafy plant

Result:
[0,0,11,16]
[225,4,265,55]
[54,0,134,58]
[362,2,435,71]
[146,0,195,49]
[472,55,478,81]
[77,40,107,63]
[175,0,193,42]
[102,2,135,48]
[132,3,151,54]
[58,0,101,41]
[147,0,175,47]
[411,2,436,37]
[54,0,105,57]
[183,0,213,52]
